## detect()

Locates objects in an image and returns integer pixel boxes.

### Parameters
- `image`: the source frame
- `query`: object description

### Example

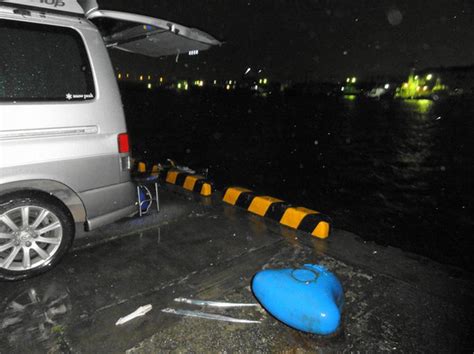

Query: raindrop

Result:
[387,8,403,26]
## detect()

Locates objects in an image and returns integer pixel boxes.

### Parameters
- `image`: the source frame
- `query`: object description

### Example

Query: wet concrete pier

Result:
[0,185,472,352]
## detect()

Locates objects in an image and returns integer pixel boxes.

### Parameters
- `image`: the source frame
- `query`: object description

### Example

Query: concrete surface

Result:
[0,185,473,353]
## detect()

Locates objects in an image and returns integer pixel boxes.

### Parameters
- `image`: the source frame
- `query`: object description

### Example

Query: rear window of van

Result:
[0,19,95,102]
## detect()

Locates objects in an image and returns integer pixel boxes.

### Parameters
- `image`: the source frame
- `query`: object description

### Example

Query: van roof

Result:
[0,0,97,16]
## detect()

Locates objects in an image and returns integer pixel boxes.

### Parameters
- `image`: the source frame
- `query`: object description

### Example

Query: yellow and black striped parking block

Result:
[137,162,147,173]
[222,187,331,239]
[166,170,212,197]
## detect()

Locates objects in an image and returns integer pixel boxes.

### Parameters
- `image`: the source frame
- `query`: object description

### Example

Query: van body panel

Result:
[0,154,120,192]
[0,179,87,224]
[86,204,137,231]
[80,181,136,224]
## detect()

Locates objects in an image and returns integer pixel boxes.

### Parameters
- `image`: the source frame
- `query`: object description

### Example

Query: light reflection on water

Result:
[403,99,433,114]
[343,94,357,101]
[395,100,434,169]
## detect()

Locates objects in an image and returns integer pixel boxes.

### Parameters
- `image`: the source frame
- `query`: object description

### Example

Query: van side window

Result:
[0,20,95,102]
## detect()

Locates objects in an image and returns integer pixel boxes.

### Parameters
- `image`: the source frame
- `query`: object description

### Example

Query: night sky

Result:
[100,0,474,82]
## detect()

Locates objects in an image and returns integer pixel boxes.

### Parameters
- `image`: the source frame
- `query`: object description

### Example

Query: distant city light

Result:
[263,78,268,84]
[226,84,231,90]
[402,82,408,88]
[117,73,122,80]
[426,74,433,80]
[414,75,419,80]
[351,77,357,84]
[244,67,251,75]
[177,83,182,89]
[213,80,217,85]
[126,73,130,78]
[416,86,421,91]
[254,85,258,90]
[147,83,152,89]
[341,86,345,91]
[184,83,189,90]
[384,83,390,89]
[346,78,350,83]
[147,75,151,80]
[423,85,428,91]
[139,75,144,81]
[159,77,164,83]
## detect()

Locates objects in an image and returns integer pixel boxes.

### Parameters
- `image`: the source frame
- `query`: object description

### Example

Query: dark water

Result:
[122,86,474,271]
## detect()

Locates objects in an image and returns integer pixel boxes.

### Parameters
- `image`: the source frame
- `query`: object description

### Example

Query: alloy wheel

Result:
[0,206,63,272]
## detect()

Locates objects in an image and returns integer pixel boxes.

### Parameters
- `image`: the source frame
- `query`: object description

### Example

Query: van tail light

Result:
[118,133,129,153]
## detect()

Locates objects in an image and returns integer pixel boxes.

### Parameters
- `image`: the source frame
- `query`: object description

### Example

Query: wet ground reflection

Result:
[0,204,284,352]
[1,283,71,352]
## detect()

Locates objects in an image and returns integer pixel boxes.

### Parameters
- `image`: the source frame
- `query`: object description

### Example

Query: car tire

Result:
[0,193,74,281]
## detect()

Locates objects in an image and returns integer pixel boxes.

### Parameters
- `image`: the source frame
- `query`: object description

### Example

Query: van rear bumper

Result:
[80,181,137,231]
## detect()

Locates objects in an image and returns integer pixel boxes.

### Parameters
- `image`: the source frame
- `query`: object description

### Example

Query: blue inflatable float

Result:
[252,264,344,335]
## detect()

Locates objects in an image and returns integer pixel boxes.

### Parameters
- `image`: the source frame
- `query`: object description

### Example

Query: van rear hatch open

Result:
[0,0,221,57]
[88,10,221,57]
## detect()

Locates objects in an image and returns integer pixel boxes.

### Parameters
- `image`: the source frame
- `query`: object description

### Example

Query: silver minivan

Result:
[0,0,219,280]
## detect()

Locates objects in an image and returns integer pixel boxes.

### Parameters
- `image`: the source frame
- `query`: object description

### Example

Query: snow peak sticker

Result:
[65,93,94,101]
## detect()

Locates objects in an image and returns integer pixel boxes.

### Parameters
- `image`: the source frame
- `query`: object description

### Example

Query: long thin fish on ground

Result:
[162,308,261,324]
[174,297,260,308]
